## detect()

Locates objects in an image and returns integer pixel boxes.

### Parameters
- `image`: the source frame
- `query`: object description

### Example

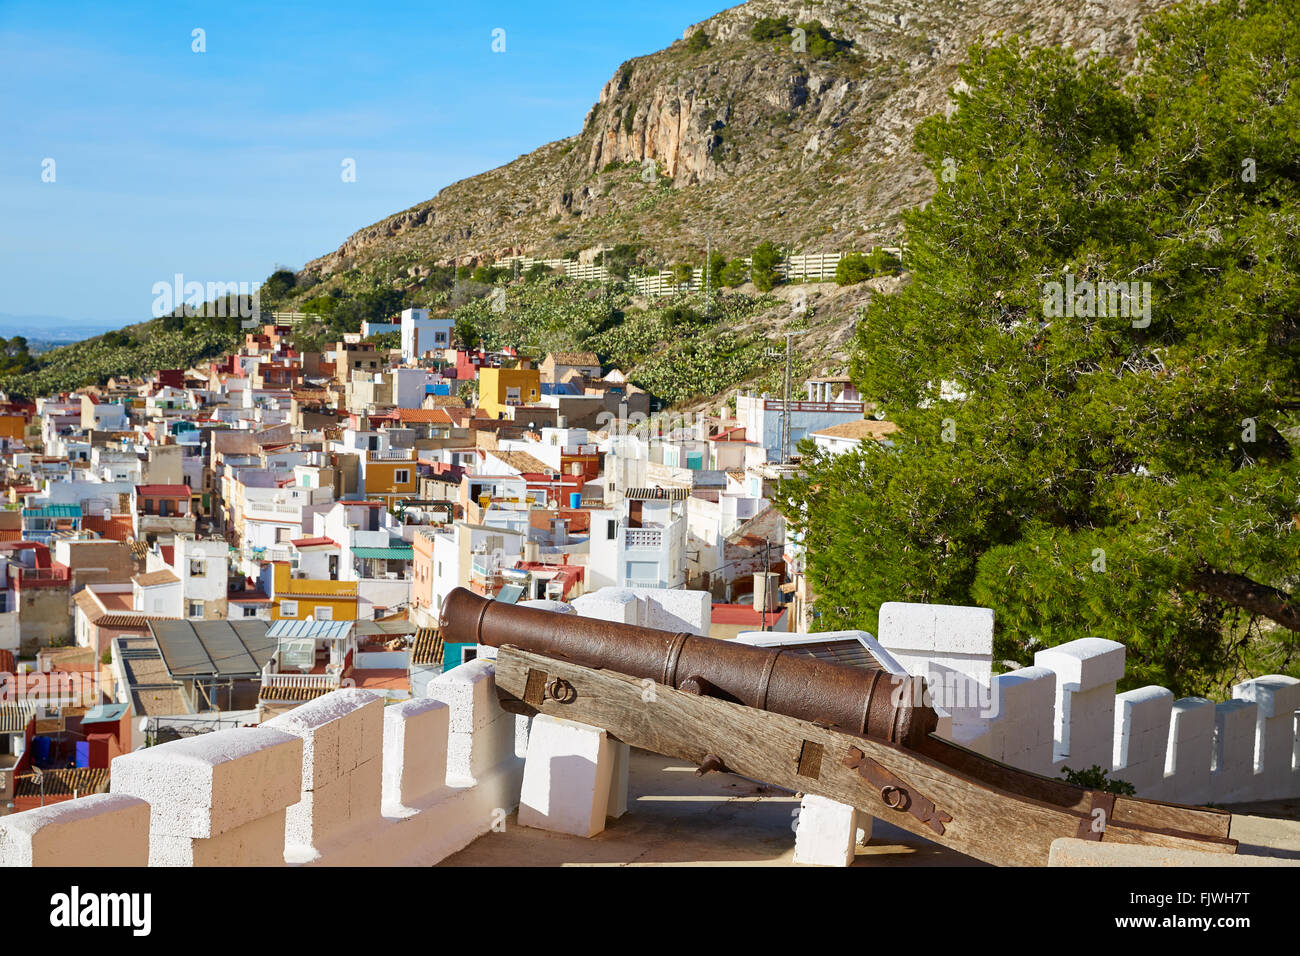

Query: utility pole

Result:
[760,539,771,631]
[704,236,711,317]
[780,332,793,464]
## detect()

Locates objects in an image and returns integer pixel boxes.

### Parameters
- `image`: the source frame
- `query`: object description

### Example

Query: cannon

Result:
[439,586,937,748]
[438,587,1238,865]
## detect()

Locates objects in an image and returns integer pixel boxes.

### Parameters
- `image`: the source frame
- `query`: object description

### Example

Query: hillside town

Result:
[0,313,883,813]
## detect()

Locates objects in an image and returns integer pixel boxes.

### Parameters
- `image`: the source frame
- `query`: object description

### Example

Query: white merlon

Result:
[110,726,304,866]
[1036,639,1125,767]
[425,658,527,787]
[572,586,711,636]
[263,688,385,862]
[382,697,450,816]
[1161,697,1215,804]
[986,666,1057,773]
[0,794,150,867]
[1233,674,1300,797]
[1211,699,1258,804]
[518,714,619,838]
[1113,686,1174,793]
[1034,637,1126,691]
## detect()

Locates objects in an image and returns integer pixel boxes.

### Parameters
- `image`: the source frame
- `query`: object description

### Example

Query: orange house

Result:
[364,456,419,503]
[0,412,26,443]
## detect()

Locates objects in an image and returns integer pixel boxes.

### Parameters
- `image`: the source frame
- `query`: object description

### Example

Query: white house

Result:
[736,379,868,462]
[133,569,184,618]
[809,419,899,456]
[173,536,230,619]
[400,308,455,362]
[588,487,688,591]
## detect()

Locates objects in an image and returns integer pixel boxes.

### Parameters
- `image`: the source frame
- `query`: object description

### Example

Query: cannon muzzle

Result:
[438,587,938,749]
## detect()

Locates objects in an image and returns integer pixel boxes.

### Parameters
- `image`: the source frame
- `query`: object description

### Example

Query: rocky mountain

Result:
[302,0,1175,280]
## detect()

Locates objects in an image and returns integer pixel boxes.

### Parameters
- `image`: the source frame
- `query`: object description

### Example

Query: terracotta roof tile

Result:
[810,419,899,441]
[133,569,180,587]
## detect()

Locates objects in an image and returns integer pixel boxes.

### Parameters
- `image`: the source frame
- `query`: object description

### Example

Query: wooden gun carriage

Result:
[440,588,1236,865]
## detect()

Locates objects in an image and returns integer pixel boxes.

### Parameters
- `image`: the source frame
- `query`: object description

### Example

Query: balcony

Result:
[261,672,339,691]
[761,399,865,414]
[625,529,663,550]
[245,501,302,518]
[8,565,71,589]
[470,557,500,581]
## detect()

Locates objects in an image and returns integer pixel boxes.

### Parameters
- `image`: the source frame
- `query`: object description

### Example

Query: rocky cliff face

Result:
[303,0,1174,279]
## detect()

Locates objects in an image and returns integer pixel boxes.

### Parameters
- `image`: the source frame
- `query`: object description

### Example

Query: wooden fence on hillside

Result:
[491,247,903,298]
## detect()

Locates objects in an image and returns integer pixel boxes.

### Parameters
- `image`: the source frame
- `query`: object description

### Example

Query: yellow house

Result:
[364,457,419,503]
[478,367,541,419]
[0,412,25,444]
[269,562,358,621]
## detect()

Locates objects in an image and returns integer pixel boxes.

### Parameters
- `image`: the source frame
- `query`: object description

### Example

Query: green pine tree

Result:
[775,0,1300,696]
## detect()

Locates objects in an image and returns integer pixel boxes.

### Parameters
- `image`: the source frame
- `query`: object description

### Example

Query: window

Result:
[394,469,410,484]
[188,601,204,618]
[606,519,616,540]
[276,527,291,543]
[189,559,205,577]
[243,606,258,618]
[313,606,333,621]
[280,600,299,618]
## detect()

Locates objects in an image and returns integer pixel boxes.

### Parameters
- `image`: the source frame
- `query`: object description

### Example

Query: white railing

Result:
[368,448,415,461]
[761,400,865,414]
[261,673,339,690]
[245,502,301,516]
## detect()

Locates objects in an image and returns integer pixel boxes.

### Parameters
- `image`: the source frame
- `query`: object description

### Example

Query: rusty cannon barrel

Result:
[438,587,938,749]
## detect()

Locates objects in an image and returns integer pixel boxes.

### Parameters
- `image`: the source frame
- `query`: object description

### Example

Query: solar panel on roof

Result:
[194,620,262,677]
[150,620,213,678]
[148,619,274,679]
[495,584,525,604]
[784,640,882,670]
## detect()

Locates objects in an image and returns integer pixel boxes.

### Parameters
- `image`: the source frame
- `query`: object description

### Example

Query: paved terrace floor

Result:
[444,749,1300,867]
[442,748,984,867]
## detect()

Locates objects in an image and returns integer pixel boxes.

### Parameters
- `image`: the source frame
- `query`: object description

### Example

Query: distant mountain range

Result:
[0,313,126,348]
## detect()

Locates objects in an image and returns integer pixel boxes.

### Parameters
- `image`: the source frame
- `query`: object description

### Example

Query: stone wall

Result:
[0,660,525,867]
[3,593,1296,867]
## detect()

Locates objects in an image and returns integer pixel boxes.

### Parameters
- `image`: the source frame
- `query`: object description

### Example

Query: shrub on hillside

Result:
[751,16,791,41]
[685,30,710,52]
[751,241,782,292]
[719,258,749,287]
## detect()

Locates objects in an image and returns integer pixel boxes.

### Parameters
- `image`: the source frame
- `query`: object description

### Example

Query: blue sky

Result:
[0,0,730,330]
